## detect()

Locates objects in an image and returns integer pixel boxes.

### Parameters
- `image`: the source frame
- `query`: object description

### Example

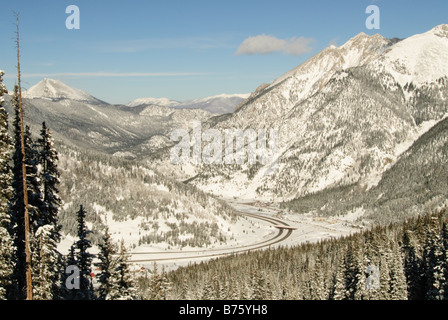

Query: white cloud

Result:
[235,34,315,56]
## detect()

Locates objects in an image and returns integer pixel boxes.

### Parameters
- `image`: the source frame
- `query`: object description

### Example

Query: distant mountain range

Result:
[23,77,249,115]
[3,78,248,159]
[127,93,250,114]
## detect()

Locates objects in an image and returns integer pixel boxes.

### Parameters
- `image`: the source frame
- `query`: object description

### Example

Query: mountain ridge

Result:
[128,93,250,114]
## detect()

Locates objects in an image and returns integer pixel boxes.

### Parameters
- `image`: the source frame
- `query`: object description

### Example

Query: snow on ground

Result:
[132,197,361,272]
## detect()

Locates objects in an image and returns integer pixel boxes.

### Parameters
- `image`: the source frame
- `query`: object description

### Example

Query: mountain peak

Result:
[428,24,448,37]
[341,31,388,50]
[271,30,390,88]
[24,78,105,104]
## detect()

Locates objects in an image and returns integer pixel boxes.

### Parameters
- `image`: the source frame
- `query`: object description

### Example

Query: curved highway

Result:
[129,211,294,263]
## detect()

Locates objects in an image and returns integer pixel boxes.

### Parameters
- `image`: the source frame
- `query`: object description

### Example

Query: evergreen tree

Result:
[331,250,347,300]
[402,229,424,300]
[423,230,446,300]
[388,240,408,300]
[60,243,77,300]
[344,238,366,300]
[309,256,326,300]
[0,71,14,300]
[96,226,118,300]
[38,122,62,238]
[23,125,44,233]
[250,268,265,300]
[201,278,214,300]
[31,225,60,300]
[114,239,136,300]
[149,262,163,300]
[441,222,448,300]
[159,265,170,301]
[179,276,189,300]
[8,85,25,299]
[74,205,95,300]
[364,231,382,300]
[212,270,222,299]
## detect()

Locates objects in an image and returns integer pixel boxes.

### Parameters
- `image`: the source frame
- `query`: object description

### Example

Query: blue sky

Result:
[0,0,447,104]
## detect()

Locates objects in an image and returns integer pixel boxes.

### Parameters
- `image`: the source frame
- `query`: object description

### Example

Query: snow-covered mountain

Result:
[24,78,106,104]
[161,25,448,220]
[175,94,250,114]
[128,93,250,114]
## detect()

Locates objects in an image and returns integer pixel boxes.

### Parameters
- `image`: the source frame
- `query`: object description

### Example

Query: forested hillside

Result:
[281,114,448,226]
[55,142,241,249]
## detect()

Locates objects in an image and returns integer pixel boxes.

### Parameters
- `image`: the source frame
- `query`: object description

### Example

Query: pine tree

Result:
[402,229,424,300]
[212,270,222,299]
[344,237,366,300]
[60,243,77,300]
[250,268,266,300]
[377,237,392,300]
[180,276,189,300]
[31,225,60,300]
[388,240,408,300]
[114,239,136,300]
[309,256,326,300]
[37,122,62,238]
[96,226,118,300]
[0,71,14,300]
[331,250,347,300]
[159,265,170,300]
[423,230,446,300]
[9,85,26,299]
[23,125,44,233]
[201,278,214,300]
[440,222,448,300]
[74,205,95,300]
[149,262,163,300]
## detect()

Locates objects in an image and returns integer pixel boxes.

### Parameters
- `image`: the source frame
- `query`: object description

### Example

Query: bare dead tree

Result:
[14,11,33,300]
